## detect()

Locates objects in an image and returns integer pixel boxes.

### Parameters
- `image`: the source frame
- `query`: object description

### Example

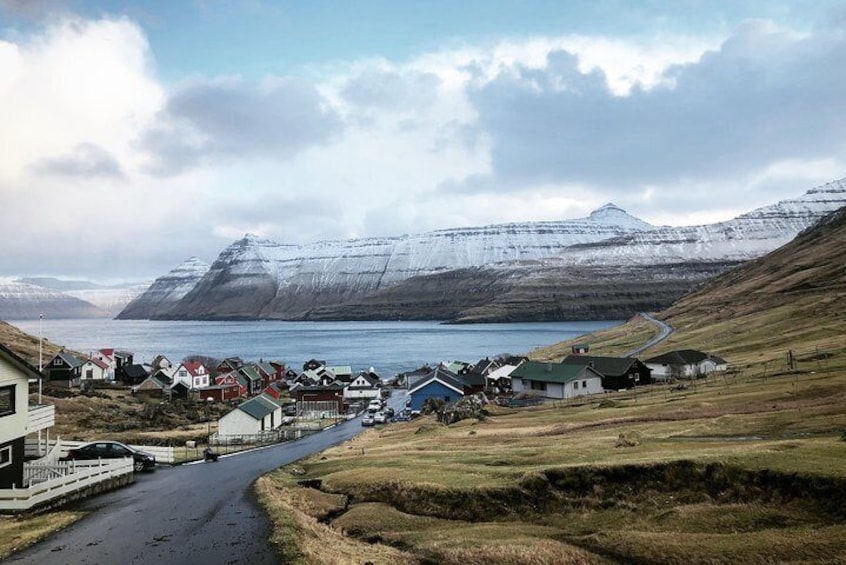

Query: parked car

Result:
[385,407,395,418]
[63,441,156,472]
[361,414,376,427]
[394,410,411,422]
[373,412,388,424]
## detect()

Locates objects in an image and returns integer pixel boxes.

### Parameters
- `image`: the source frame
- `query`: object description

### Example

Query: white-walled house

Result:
[510,362,604,400]
[171,360,210,390]
[0,344,55,489]
[217,395,282,438]
[644,350,728,381]
[80,358,109,382]
[343,373,381,400]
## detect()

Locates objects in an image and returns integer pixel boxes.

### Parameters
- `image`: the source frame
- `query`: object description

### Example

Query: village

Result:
[36,343,728,440]
[0,338,731,515]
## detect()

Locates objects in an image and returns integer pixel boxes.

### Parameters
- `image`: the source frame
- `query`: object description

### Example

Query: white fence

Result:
[27,404,55,435]
[0,458,133,512]
[26,439,176,465]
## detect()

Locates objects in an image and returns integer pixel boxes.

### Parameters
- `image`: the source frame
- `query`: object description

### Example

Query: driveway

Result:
[10,393,405,565]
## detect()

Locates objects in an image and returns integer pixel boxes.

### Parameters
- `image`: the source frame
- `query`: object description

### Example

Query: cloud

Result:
[30,143,123,179]
[140,77,343,176]
[340,67,442,112]
[462,21,846,199]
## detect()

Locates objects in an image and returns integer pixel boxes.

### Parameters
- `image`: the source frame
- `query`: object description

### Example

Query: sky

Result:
[1,0,846,283]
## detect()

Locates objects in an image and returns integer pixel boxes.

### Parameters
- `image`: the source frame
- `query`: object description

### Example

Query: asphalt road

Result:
[624,312,674,357]
[9,393,406,565]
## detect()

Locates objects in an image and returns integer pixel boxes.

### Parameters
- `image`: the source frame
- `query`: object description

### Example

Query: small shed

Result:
[217,395,282,438]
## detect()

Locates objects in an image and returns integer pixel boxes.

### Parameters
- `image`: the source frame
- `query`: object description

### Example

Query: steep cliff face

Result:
[156,205,656,320]
[116,257,209,319]
[551,180,846,266]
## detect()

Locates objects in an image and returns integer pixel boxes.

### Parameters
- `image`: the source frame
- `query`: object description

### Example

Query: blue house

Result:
[407,367,465,413]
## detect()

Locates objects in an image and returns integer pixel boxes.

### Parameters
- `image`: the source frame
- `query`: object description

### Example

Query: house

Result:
[216,357,244,375]
[80,357,109,382]
[236,365,264,396]
[571,343,590,355]
[0,343,54,489]
[402,366,433,389]
[217,394,282,438]
[644,350,729,381]
[216,372,247,397]
[473,358,498,376]
[303,359,326,371]
[407,369,465,413]
[149,355,173,375]
[172,361,211,391]
[292,385,344,418]
[343,372,381,400]
[135,373,171,397]
[262,381,287,400]
[43,351,84,387]
[325,366,353,383]
[253,362,276,388]
[90,349,117,380]
[445,361,473,375]
[120,364,149,386]
[510,361,603,400]
[485,363,521,394]
[113,350,135,382]
[197,384,240,403]
[560,355,653,390]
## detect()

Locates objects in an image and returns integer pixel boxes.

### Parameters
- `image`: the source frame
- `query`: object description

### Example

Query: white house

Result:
[80,358,109,382]
[171,360,210,390]
[0,344,55,489]
[343,373,381,400]
[509,362,604,400]
[217,395,282,438]
[644,350,728,381]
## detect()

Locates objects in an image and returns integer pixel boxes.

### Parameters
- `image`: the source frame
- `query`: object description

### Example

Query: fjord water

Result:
[11,319,619,377]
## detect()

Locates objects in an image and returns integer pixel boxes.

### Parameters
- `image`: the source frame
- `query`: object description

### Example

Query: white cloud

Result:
[2,12,845,281]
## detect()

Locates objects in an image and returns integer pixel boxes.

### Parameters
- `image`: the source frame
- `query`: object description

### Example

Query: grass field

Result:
[258,299,846,564]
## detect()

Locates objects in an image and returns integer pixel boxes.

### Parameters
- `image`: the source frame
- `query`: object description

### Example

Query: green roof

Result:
[510,362,599,385]
[238,395,278,420]
[238,366,262,382]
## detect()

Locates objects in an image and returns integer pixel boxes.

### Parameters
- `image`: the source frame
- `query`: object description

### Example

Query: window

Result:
[0,445,12,469]
[582,380,587,387]
[573,381,579,389]
[0,386,15,417]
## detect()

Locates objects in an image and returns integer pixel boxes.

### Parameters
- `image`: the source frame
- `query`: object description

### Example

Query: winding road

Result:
[624,312,674,357]
[9,394,405,565]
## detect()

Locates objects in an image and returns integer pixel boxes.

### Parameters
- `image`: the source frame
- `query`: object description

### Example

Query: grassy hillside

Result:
[0,320,64,367]
[257,208,846,564]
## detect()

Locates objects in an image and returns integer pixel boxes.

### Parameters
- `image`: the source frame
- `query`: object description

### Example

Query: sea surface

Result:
[10,319,620,378]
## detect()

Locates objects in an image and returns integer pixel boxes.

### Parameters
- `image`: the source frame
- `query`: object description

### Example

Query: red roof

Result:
[181,360,207,376]
[86,357,109,370]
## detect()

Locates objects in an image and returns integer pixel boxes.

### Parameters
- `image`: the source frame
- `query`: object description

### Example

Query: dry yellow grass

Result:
[0,512,85,560]
[255,474,417,565]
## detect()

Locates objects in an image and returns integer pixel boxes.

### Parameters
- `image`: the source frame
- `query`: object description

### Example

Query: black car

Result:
[63,441,156,472]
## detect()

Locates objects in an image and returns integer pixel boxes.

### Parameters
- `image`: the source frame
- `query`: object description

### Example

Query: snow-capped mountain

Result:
[151,205,655,319]
[15,277,150,317]
[116,257,210,319]
[0,280,109,320]
[548,179,846,266]
[122,178,846,321]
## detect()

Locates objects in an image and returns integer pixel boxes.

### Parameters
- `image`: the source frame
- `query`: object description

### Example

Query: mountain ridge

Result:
[118,179,846,322]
